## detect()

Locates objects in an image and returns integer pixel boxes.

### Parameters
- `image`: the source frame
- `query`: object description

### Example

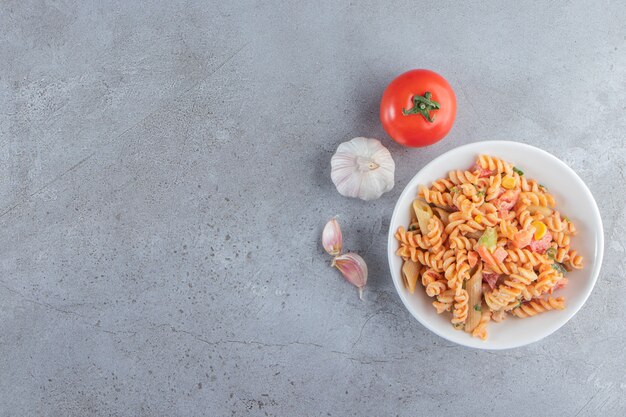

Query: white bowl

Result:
[388,141,604,349]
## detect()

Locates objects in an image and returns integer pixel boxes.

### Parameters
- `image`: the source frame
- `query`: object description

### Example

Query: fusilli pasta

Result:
[395,154,583,340]
[511,296,565,318]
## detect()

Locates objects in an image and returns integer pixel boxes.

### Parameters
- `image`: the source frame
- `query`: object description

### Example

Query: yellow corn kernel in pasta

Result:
[474,214,483,224]
[532,220,547,240]
[501,175,516,190]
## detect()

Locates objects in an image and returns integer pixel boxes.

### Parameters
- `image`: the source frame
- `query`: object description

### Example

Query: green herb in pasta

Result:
[474,304,481,311]
[552,262,567,275]
[546,247,557,260]
[513,167,524,175]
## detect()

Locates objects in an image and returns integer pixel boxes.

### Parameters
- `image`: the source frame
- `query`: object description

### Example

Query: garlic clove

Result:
[332,252,368,300]
[331,137,395,201]
[322,217,343,256]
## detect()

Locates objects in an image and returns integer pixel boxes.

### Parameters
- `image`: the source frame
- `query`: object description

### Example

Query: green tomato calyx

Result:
[402,92,440,122]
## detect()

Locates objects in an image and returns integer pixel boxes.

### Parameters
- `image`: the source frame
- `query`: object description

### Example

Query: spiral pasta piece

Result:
[553,231,571,247]
[426,217,446,253]
[431,178,455,192]
[478,202,498,214]
[534,264,561,294]
[505,248,551,266]
[448,170,477,185]
[491,272,533,310]
[419,186,453,208]
[567,250,583,269]
[545,212,564,232]
[452,193,475,218]
[507,268,539,301]
[421,268,441,287]
[531,211,548,222]
[477,155,513,175]
[511,296,565,318]
[442,249,461,289]
[458,183,476,197]
[520,191,556,208]
[484,289,513,312]
[451,289,469,324]
[513,267,538,282]
[520,283,544,301]
[555,247,569,263]
[432,301,452,314]
[562,220,577,235]
[471,309,492,340]
[455,220,486,235]
[436,288,455,304]
[397,246,444,272]
[455,250,471,283]
[426,279,448,297]
[486,174,502,201]
[395,227,430,250]
[471,193,485,205]
[443,212,465,234]
[477,212,500,227]
[491,309,506,322]
[499,220,518,240]
[432,288,454,313]
[448,234,476,250]
[515,204,534,230]
[515,173,541,192]
[456,183,485,205]
[487,261,533,276]
[395,244,411,261]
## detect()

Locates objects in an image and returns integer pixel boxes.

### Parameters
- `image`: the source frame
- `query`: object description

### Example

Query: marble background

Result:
[1,1,625,416]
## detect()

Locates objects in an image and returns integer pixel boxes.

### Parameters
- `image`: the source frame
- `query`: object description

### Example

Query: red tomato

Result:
[512,229,533,249]
[476,245,508,266]
[475,245,494,265]
[529,230,552,253]
[471,163,493,178]
[493,247,509,264]
[495,189,520,211]
[482,272,501,290]
[380,69,456,147]
[497,208,515,221]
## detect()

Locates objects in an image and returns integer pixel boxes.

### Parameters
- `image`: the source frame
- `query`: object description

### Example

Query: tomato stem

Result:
[402,92,440,122]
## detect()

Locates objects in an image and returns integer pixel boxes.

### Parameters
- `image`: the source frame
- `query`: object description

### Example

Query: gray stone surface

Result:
[1,1,625,416]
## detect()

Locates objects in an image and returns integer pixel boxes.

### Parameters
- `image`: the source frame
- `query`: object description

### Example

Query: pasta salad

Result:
[395,155,583,340]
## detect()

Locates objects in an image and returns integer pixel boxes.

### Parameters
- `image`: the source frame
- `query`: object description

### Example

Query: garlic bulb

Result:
[331,137,395,201]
